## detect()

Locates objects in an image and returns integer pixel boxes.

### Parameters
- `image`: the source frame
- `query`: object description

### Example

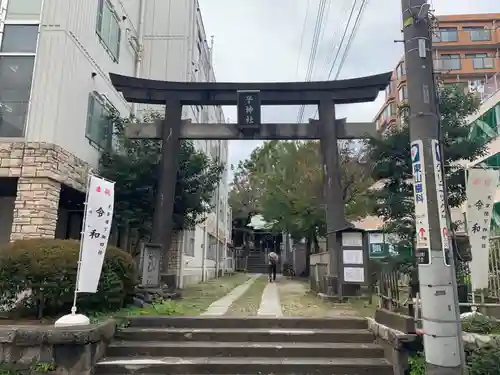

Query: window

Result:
[0,56,34,137]
[466,53,494,70]
[0,25,39,53]
[207,234,217,260]
[85,93,113,149]
[396,61,406,79]
[398,85,408,101]
[385,84,393,99]
[434,27,458,42]
[96,0,121,62]
[0,25,39,138]
[440,54,461,70]
[184,231,195,257]
[464,27,491,42]
[6,0,43,20]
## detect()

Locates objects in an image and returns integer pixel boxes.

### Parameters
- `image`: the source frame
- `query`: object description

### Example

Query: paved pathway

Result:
[201,274,261,316]
[257,278,283,317]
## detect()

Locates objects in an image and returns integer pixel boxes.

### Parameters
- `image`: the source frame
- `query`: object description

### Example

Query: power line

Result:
[326,0,360,80]
[297,0,327,122]
[296,0,328,123]
[316,0,354,79]
[311,0,368,119]
[332,0,368,80]
[294,0,312,79]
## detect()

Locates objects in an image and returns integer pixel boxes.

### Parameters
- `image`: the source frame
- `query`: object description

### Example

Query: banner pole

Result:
[71,171,93,315]
[53,172,94,327]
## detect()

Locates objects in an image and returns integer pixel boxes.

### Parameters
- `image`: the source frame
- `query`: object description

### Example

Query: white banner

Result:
[466,168,498,290]
[77,175,115,293]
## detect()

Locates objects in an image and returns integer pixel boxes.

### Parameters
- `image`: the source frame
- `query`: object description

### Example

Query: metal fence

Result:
[376,236,500,319]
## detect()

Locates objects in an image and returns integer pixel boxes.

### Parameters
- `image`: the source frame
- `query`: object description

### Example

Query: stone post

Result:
[10,177,61,241]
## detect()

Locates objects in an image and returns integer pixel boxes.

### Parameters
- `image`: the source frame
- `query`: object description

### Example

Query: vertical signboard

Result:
[411,140,431,264]
[341,232,366,284]
[77,176,115,293]
[237,90,261,126]
[140,243,162,286]
[368,232,389,258]
[431,140,451,266]
[466,168,498,290]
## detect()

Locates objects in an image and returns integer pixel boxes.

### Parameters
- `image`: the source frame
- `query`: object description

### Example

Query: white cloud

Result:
[198,0,499,171]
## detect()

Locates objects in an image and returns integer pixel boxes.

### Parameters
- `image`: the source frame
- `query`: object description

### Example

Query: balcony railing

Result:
[481,73,500,103]
[432,28,496,44]
[433,57,497,72]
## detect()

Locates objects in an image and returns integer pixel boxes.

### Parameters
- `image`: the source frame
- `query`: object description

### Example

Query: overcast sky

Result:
[198,0,498,172]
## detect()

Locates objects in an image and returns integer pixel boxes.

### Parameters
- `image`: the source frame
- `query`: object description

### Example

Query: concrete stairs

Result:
[246,251,268,273]
[95,316,393,374]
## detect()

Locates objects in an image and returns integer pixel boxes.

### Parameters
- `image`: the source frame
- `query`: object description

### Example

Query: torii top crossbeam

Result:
[109,72,392,106]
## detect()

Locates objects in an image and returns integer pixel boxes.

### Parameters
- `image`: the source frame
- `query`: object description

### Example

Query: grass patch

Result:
[225,276,268,316]
[278,279,359,317]
[347,296,378,317]
[91,273,251,323]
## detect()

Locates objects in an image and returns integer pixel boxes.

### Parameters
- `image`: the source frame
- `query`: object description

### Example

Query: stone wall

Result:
[0,142,91,191]
[10,177,61,241]
[0,142,91,241]
[0,319,115,375]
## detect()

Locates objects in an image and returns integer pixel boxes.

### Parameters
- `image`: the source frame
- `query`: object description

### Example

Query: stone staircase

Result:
[246,251,268,273]
[95,316,393,374]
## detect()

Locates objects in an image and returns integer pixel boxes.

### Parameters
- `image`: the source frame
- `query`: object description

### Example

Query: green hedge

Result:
[0,239,138,318]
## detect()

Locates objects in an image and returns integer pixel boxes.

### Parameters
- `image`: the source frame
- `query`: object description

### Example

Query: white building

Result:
[0,0,231,288]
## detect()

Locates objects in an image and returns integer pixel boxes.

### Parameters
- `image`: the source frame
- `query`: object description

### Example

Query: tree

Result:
[228,144,271,249]
[368,84,488,259]
[248,140,374,256]
[99,110,224,252]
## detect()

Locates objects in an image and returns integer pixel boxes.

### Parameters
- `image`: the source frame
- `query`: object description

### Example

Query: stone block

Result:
[1,142,92,242]
[0,320,116,375]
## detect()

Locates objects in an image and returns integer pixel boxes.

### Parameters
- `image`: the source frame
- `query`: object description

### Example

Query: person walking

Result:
[268,251,279,282]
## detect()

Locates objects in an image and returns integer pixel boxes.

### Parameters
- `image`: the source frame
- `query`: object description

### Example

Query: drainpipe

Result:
[131,0,145,115]
[201,226,207,281]
[214,143,221,278]
[178,231,187,289]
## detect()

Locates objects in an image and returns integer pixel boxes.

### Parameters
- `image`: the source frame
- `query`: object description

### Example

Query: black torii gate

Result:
[110,72,391,294]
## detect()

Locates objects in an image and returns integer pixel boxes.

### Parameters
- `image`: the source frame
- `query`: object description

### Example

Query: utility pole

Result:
[401,1,466,374]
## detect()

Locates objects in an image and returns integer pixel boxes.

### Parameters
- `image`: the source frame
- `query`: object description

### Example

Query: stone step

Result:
[107,341,384,358]
[125,316,368,330]
[95,356,393,375]
[116,327,375,343]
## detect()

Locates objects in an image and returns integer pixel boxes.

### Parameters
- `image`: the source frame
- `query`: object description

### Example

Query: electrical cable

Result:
[294,0,312,79]
[326,0,361,80]
[296,0,328,123]
[316,0,354,79]
[311,0,368,119]
[296,0,327,123]
[333,0,368,80]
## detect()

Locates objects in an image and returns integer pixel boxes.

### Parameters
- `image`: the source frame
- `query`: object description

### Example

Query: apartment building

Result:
[0,0,231,287]
[375,13,500,132]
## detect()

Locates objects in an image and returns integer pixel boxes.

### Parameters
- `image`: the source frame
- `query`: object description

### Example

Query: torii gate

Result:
[110,72,391,294]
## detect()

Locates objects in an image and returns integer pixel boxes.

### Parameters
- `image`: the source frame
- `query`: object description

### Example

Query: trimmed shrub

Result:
[0,239,138,317]
[462,314,500,335]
